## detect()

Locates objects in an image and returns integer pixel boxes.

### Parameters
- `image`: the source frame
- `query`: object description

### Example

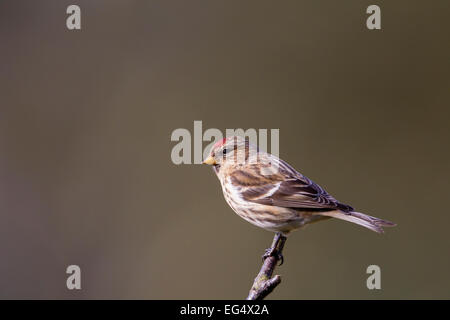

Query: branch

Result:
[246,233,287,300]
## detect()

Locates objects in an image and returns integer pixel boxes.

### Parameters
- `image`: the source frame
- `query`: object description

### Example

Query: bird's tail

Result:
[319,210,396,233]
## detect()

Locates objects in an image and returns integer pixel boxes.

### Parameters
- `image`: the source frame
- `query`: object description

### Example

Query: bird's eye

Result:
[222,148,228,155]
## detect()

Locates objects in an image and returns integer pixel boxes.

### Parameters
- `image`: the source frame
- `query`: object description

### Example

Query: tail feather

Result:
[319,210,396,233]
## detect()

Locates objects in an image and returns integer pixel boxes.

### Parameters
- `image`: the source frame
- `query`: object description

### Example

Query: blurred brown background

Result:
[0,0,449,299]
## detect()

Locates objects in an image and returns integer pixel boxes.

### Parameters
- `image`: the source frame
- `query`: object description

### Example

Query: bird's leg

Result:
[262,232,287,265]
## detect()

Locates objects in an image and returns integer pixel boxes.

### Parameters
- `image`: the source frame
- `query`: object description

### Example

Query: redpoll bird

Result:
[203,136,395,249]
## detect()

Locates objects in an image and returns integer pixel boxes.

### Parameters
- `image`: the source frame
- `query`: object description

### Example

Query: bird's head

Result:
[203,136,258,173]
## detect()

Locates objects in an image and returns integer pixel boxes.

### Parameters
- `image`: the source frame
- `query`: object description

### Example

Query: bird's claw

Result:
[262,247,284,266]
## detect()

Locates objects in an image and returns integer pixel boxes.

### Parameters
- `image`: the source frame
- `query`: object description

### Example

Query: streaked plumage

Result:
[203,136,395,235]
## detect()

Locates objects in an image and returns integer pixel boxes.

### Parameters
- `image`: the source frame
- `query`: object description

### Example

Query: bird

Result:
[202,136,395,261]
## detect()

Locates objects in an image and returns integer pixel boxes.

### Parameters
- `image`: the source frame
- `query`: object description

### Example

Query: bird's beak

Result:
[202,156,216,165]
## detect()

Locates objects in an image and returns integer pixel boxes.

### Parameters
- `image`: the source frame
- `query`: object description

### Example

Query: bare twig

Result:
[246,233,287,300]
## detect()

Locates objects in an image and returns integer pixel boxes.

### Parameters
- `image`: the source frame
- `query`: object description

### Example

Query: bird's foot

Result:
[262,247,284,266]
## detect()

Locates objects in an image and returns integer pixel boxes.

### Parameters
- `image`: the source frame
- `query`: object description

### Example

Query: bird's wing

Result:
[232,160,353,212]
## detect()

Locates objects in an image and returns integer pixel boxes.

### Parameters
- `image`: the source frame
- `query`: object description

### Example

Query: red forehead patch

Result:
[213,137,227,149]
